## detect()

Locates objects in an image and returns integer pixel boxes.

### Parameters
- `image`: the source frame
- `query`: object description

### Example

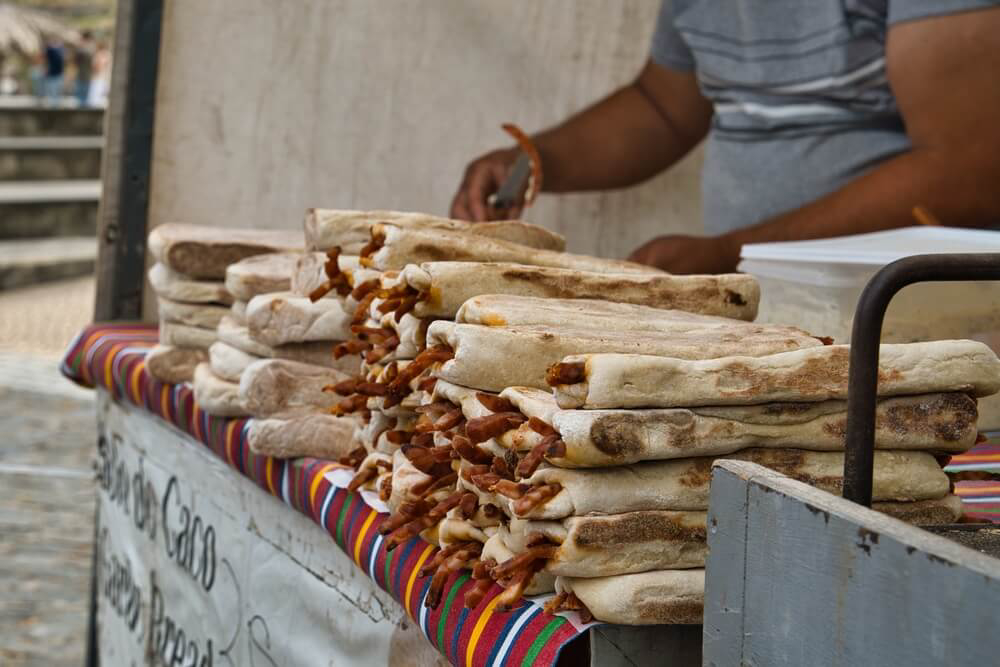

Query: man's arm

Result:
[633,8,1000,274]
[450,61,712,221]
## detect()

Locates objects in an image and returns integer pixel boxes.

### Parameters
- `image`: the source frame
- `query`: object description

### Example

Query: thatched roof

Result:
[0,3,79,55]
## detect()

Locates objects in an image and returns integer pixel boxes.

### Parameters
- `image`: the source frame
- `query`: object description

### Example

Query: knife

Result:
[489,153,532,212]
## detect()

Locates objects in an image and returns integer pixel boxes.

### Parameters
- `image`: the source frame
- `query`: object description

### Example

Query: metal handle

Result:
[843,253,1000,506]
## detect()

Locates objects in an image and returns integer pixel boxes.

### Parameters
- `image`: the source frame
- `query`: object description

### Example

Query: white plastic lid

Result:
[741,226,1000,265]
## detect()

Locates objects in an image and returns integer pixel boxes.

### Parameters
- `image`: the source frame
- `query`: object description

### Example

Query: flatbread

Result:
[555,570,704,625]
[416,266,760,321]
[500,387,978,466]
[427,322,824,393]
[216,316,360,374]
[239,358,351,418]
[481,531,556,596]
[148,223,302,279]
[455,295,820,346]
[304,209,565,253]
[158,298,229,329]
[498,495,962,577]
[192,363,248,417]
[224,252,298,301]
[552,340,1000,409]
[148,263,233,305]
[247,414,359,459]
[145,344,206,385]
[504,511,708,577]
[246,292,352,346]
[230,300,248,325]
[506,449,948,519]
[159,321,216,350]
[207,341,259,382]
[365,223,659,274]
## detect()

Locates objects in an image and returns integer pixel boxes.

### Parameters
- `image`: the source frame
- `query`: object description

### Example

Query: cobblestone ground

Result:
[0,276,98,665]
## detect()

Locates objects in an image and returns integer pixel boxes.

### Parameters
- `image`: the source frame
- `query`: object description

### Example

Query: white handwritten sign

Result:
[94,392,449,667]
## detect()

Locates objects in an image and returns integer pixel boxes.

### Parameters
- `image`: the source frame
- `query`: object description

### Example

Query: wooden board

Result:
[704,460,1000,666]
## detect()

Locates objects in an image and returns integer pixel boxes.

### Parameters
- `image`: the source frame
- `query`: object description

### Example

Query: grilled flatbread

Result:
[400,262,758,320]
[551,340,1000,409]
[224,252,297,301]
[427,322,824,393]
[192,363,247,417]
[159,321,216,350]
[554,570,704,625]
[304,209,565,254]
[145,344,206,385]
[217,316,360,374]
[503,449,948,519]
[148,263,233,305]
[247,414,359,459]
[158,298,229,330]
[364,223,658,274]
[239,358,350,418]
[246,292,352,346]
[148,223,302,279]
[501,387,978,466]
[207,341,259,382]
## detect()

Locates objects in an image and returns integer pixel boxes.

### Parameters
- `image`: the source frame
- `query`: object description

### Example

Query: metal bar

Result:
[842,253,1000,506]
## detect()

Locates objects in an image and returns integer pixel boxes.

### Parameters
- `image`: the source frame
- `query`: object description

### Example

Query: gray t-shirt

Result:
[651,0,998,235]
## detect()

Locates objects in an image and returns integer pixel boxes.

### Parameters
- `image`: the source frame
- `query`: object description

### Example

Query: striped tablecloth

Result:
[60,324,582,667]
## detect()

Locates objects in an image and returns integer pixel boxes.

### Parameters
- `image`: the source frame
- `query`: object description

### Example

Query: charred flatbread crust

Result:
[555,570,705,625]
[148,223,302,280]
[428,322,822,393]
[304,209,565,253]
[552,341,1000,409]
[145,345,207,385]
[224,252,297,301]
[247,413,359,459]
[500,388,978,466]
[367,223,657,274]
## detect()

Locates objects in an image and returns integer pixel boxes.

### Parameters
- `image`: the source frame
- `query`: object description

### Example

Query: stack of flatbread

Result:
[361,297,1000,625]
[145,223,301,385]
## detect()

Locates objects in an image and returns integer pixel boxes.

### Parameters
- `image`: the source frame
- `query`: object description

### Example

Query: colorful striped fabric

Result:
[945,435,1000,521]
[60,324,583,667]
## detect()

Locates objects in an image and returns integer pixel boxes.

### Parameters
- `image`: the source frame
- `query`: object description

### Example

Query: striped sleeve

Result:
[650,0,695,71]
[889,0,1000,25]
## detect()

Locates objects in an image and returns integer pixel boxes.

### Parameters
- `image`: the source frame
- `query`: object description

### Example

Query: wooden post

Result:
[93,0,163,322]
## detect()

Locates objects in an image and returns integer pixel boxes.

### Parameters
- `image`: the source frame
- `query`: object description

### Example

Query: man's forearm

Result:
[532,86,689,192]
[532,63,711,193]
[715,146,1000,271]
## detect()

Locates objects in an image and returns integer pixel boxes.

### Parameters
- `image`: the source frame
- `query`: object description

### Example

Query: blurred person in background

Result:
[73,30,95,108]
[88,40,111,107]
[43,37,65,106]
[451,1,1000,274]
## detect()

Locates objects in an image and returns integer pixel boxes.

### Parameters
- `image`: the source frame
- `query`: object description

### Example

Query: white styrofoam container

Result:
[739,227,1000,429]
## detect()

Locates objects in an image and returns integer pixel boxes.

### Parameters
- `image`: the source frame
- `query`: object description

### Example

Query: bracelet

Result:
[501,123,544,205]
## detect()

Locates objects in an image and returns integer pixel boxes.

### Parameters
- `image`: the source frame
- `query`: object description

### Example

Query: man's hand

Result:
[628,234,740,274]
[450,147,521,221]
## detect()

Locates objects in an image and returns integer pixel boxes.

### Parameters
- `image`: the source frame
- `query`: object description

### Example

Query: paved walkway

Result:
[0,277,98,665]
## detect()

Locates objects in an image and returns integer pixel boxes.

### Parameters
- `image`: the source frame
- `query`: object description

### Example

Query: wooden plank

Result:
[705,460,1000,666]
[702,463,750,667]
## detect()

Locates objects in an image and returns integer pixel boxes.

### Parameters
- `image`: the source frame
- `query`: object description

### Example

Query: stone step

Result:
[0,137,103,181]
[0,180,101,239]
[0,106,104,136]
[0,236,97,289]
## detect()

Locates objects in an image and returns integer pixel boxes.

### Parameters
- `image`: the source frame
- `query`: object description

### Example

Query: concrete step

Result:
[0,237,97,289]
[0,106,104,136]
[0,137,103,181]
[0,180,100,239]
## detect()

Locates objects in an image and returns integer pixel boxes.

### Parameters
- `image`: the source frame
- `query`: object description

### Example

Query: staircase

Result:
[0,104,103,289]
